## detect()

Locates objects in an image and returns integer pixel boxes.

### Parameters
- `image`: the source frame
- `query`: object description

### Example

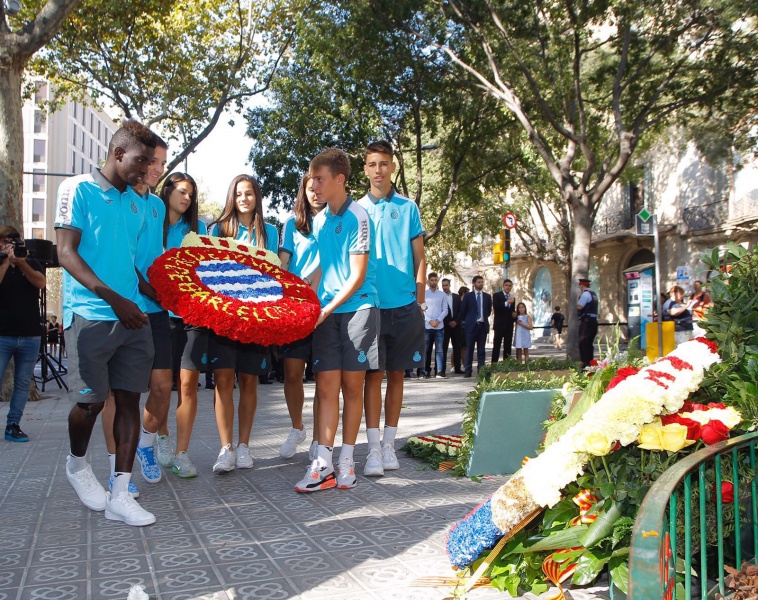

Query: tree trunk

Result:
[565,199,593,363]
[0,61,24,231]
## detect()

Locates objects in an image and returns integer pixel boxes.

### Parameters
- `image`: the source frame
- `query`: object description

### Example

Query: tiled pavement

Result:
[1,370,512,600]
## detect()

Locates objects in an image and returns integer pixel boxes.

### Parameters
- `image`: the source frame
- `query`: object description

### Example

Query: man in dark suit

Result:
[441,278,463,374]
[492,278,516,363]
[459,275,492,377]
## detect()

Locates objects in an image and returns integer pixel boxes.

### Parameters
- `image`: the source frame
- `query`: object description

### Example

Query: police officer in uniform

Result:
[576,278,598,369]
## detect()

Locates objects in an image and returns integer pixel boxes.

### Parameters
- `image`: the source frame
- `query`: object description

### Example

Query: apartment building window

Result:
[34,110,47,134]
[33,139,46,163]
[80,157,85,174]
[71,151,76,173]
[32,228,45,240]
[89,137,94,160]
[32,170,45,193]
[73,103,78,120]
[32,198,45,222]
[72,124,78,145]
[35,83,48,103]
[81,130,85,151]
[98,121,102,140]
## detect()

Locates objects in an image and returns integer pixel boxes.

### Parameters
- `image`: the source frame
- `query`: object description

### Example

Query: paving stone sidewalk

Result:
[1,371,513,600]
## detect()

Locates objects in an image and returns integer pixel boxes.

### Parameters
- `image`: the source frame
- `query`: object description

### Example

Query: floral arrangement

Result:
[148,233,321,346]
[402,434,462,471]
[445,337,729,596]
[406,434,462,456]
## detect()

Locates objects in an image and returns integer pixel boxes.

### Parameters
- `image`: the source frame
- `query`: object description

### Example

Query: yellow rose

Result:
[576,432,614,456]
[638,422,693,452]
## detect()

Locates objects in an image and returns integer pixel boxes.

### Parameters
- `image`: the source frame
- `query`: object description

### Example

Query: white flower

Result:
[127,585,150,600]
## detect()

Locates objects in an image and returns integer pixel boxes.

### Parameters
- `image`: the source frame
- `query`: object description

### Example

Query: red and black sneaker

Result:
[295,461,337,493]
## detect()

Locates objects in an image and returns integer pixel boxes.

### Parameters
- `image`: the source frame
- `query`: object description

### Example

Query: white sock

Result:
[111,472,131,496]
[108,453,116,477]
[68,453,88,473]
[316,445,333,469]
[383,426,398,447]
[338,443,355,463]
[138,427,157,448]
[367,428,381,452]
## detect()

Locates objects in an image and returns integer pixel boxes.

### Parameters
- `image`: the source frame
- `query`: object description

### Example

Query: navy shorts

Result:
[312,307,380,372]
[149,311,172,370]
[208,332,269,376]
[376,302,425,371]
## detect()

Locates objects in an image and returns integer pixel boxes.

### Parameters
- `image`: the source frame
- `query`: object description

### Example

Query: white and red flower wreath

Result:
[148,233,320,346]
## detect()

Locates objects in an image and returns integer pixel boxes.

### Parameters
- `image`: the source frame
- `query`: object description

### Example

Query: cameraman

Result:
[0,226,46,442]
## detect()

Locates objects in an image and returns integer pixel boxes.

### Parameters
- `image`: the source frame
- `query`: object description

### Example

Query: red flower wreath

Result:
[148,239,320,346]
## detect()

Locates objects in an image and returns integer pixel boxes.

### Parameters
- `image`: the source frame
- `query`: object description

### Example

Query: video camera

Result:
[0,232,27,264]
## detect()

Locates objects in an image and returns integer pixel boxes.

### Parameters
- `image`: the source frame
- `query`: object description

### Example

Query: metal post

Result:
[653,215,663,357]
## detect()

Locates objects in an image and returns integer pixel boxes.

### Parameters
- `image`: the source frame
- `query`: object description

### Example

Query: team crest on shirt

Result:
[131,200,138,213]
[335,222,343,235]
[391,209,399,220]
[152,207,158,218]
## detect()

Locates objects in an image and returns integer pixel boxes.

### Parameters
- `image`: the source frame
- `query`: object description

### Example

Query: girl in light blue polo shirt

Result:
[206,175,278,474]
[160,172,208,478]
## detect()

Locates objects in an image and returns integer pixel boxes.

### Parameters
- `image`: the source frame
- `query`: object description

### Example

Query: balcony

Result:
[682,199,728,231]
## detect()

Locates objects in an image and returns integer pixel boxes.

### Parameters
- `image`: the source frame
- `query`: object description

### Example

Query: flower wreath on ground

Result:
[148,233,321,346]
[445,337,731,596]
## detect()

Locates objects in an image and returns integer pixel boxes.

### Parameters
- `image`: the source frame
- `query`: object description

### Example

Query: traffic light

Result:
[493,229,509,265]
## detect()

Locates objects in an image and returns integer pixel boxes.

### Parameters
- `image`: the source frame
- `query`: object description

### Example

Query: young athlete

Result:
[294,148,380,493]
[278,174,324,460]
[161,172,208,478]
[55,120,157,527]
[208,175,279,473]
[99,137,167,498]
[357,141,425,477]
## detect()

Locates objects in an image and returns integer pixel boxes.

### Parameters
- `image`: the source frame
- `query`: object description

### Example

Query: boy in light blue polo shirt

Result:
[55,120,158,527]
[358,140,426,478]
[294,148,380,494]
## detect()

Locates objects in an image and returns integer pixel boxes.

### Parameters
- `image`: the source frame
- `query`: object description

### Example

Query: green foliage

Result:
[31,0,300,175]
[399,439,457,470]
[697,244,758,430]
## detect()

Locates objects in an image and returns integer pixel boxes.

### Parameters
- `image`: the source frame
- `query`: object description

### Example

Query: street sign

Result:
[635,208,653,236]
[503,212,517,229]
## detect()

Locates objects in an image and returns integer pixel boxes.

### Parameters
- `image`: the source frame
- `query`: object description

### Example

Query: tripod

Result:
[35,283,68,392]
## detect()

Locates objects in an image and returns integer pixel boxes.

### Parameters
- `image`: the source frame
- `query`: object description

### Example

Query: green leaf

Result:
[520,525,589,553]
[609,555,629,594]
[542,499,579,529]
[571,548,611,585]
[580,502,623,548]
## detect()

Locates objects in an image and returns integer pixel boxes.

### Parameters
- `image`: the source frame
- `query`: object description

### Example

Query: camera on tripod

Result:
[0,232,28,264]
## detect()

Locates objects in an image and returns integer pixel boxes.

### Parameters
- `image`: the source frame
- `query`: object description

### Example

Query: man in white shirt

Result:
[423,272,448,378]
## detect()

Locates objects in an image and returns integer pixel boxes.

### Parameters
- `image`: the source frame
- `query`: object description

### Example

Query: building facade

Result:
[451,140,758,342]
[21,80,119,316]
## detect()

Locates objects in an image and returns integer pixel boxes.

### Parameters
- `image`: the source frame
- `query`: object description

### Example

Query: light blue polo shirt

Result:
[312,196,378,313]
[358,189,424,309]
[279,215,320,280]
[135,192,167,314]
[54,169,147,328]
[166,218,208,251]
[165,219,208,319]
[209,221,279,254]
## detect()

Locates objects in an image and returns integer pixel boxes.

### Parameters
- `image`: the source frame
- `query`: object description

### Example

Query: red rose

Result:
[712,481,734,503]
[590,359,599,366]
[681,401,706,413]
[701,420,730,445]
[707,402,727,410]
[661,414,702,441]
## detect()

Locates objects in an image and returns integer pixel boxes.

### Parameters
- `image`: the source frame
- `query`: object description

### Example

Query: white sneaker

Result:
[279,426,307,458]
[308,440,318,462]
[336,458,357,489]
[382,443,400,470]
[236,443,254,469]
[66,458,106,511]
[213,444,236,473]
[363,448,384,477]
[294,461,336,493]
[156,435,174,468]
[105,491,156,526]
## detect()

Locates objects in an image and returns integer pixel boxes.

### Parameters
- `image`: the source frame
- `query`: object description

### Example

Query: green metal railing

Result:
[629,432,758,599]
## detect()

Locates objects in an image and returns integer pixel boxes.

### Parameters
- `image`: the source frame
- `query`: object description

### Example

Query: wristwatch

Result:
[418,302,428,311]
